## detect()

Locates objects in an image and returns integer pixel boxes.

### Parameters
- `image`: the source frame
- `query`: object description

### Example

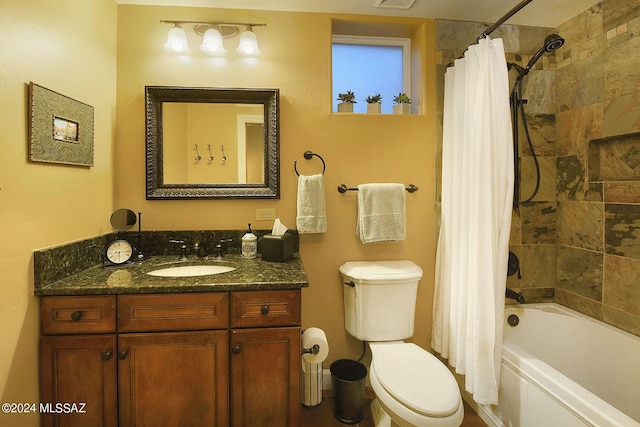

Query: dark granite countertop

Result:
[34,254,308,296]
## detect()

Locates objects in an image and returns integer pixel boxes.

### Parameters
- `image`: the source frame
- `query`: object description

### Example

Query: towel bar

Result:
[338,184,418,193]
[294,151,326,176]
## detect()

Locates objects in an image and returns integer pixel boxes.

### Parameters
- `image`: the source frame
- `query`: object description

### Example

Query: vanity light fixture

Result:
[161,20,266,57]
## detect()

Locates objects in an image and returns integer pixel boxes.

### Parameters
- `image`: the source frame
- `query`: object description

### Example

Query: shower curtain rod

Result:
[448,0,534,66]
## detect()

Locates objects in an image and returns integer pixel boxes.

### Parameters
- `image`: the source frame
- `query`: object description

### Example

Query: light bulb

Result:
[164,25,189,52]
[236,29,261,57]
[200,28,225,56]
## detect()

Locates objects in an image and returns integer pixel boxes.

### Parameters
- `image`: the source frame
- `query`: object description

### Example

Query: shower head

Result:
[544,33,565,52]
[516,33,565,77]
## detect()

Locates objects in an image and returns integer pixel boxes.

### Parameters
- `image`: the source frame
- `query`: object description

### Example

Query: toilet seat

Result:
[369,343,463,426]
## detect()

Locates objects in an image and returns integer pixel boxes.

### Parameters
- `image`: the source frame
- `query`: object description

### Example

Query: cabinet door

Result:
[118,330,229,427]
[230,327,301,427]
[40,334,117,427]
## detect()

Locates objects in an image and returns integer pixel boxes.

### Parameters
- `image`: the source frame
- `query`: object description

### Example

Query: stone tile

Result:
[556,103,604,157]
[555,287,603,319]
[510,211,522,246]
[520,244,556,289]
[520,156,556,202]
[603,254,640,315]
[520,287,554,303]
[604,92,640,136]
[604,181,640,203]
[518,26,558,54]
[557,201,604,251]
[557,4,603,46]
[556,245,603,301]
[521,201,556,244]
[521,70,556,114]
[517,113,556,156]
[435,20,482,50]
[556,53,604,112]
[605,203,640,259]
[603,0,640,31]
[602,304,640,336]
[603,35,640,99]
[557,155,586,201]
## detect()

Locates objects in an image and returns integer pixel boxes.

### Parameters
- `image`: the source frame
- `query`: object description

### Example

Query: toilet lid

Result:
[372,343,460,417]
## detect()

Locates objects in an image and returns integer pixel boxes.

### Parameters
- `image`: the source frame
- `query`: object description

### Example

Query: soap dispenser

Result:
[241,223,257,259]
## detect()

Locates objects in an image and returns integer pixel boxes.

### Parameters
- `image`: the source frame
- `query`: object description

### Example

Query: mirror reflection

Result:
[162,103,265,185]
[145,86,279,199]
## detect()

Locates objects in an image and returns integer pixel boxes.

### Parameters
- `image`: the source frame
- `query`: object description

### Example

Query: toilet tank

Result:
[340,261,423,342]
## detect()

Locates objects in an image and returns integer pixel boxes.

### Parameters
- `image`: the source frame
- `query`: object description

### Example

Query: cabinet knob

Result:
[261,304,270,315]
[232,345,241,355]
[101,350,113,361]
[117,350,129,360]
[71,311,83,321]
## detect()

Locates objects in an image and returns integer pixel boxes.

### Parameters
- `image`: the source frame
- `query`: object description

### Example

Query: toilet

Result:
[340,261,463,427]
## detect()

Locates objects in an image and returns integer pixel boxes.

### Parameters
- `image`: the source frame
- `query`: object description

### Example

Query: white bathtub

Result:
[477,303,640,427]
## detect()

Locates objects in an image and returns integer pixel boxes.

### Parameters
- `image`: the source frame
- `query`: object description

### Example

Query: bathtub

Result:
[477,303,640,427]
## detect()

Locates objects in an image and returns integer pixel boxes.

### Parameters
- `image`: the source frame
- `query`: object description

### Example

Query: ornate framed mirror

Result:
[145,86,279,199]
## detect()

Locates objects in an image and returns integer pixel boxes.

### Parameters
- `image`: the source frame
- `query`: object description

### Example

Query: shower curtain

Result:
[432,37,513,405]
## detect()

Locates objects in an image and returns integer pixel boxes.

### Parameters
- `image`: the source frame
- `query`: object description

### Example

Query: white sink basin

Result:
[147,265,236,278]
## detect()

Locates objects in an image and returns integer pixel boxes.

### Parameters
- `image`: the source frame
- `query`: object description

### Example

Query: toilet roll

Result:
[301,327,329,364]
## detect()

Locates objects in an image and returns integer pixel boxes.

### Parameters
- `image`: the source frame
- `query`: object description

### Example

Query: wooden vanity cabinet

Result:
[229,290,301,427]
[116,293,230,427]
[40,289,302,427]
[39,296,118,427]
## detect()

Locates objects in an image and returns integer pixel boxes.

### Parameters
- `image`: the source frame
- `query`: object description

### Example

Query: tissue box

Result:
[261,233,294,262]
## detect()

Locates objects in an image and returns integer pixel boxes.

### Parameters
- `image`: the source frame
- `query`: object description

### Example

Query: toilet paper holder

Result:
[302,344,320,356]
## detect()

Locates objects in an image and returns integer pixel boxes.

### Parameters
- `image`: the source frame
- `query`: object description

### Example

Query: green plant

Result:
[337,90,357,103]
[393,93,411,104]
[365,93,382,104]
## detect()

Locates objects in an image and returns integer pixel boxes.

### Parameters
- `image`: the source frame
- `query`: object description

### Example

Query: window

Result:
[332,35,410,114]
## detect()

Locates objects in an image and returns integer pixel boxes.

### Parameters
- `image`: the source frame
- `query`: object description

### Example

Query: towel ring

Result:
[294,151,326,176]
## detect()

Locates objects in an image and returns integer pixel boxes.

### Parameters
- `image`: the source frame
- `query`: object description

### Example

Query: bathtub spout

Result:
[506,287,525,304]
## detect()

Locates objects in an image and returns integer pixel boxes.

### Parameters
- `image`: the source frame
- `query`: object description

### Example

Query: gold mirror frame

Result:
[145,86,279,199]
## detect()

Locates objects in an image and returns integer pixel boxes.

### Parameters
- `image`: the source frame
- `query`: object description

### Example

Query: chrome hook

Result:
[207,144,214,162]
[194,144,202,162]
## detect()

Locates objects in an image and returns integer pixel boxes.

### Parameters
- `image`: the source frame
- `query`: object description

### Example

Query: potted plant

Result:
[393,92,412,115]
[337,91,356,113]
[365,93,382,114]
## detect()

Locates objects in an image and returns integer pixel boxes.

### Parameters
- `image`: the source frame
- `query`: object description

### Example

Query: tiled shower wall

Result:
[435,0,640,336]
[555,0,640,335]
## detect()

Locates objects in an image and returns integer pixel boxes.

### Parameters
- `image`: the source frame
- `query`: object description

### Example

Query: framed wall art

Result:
[28,82,94,167]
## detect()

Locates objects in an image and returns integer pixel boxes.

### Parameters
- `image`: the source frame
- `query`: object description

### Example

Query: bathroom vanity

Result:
[35,254,307,427]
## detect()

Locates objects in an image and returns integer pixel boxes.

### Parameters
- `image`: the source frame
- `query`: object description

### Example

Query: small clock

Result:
[106,240,133,265]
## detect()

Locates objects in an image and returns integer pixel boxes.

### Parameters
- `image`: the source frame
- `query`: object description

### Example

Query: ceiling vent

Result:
[374,0,416,9]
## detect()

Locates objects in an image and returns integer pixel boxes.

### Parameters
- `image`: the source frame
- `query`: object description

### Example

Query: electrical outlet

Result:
[256,208,276,220]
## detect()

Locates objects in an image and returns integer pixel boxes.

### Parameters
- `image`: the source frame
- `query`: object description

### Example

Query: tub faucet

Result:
[506,287,525,304]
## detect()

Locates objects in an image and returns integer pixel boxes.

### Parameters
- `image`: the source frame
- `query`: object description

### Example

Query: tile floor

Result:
[302,392,487,427]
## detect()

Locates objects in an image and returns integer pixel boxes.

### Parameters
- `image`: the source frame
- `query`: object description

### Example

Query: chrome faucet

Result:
[169,239,188,261]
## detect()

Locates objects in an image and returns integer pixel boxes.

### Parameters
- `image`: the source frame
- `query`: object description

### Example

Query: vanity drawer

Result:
[231,290,301,328]
[117,293,229,332]
[41,295,116,335]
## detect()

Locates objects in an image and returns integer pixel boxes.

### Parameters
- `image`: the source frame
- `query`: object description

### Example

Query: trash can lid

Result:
[372,343,459,417]
[339,261,423,283]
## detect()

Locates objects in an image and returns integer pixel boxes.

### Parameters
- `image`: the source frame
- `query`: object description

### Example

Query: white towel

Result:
[296,174,327,234]
[356,183,406,243]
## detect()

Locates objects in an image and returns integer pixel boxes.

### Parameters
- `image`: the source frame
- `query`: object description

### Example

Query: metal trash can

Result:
[330,359,367,424]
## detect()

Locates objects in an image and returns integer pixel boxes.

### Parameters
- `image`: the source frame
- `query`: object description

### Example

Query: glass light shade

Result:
[164,25,189,52]
[199,28,226,55]
[236,30,261,56]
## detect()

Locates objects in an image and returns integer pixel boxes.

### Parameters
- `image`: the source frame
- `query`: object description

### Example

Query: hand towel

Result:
[356,183,406,243]
[296,174,327,234]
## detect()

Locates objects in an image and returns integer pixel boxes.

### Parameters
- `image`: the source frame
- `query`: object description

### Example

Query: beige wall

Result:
[0,0,117,425]
[116,6,437,363]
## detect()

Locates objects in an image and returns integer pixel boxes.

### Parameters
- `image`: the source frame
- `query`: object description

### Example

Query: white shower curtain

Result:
[432,37,513,405]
